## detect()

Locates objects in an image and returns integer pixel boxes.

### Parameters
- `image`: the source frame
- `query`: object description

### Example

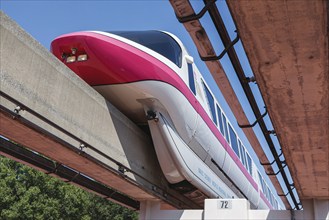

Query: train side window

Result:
[268,189,272,203]
[258,172,266,193]
[265,185,270,201]
[238,140,242,159]
[202,81,217,125]
[264,185,268,199]
[228,124,240,158]
[246,153,253,175]
[222,114,230,142]
[270,193,274,207]
[187,63,196,95]
[216,105,225,135]
[262,179,267,197]
[240,145,247,168]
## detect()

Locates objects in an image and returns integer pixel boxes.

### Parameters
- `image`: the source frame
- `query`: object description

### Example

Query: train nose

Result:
[50,32,109,86]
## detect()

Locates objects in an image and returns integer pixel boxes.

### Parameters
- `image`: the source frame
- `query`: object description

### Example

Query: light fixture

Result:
[66,56,76,63]
[77,54,88,62]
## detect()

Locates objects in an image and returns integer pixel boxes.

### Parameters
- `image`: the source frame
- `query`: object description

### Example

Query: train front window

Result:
[110,31,182,67]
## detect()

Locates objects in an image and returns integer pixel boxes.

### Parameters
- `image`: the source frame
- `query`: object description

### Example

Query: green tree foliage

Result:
[0,156,138,220]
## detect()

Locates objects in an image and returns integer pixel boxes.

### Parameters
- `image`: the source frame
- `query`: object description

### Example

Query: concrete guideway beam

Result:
[0,11,200,209]
[139,199,329,220]
[227,0,329,200]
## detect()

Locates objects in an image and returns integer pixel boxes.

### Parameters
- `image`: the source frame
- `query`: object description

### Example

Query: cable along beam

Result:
[199,0,301,210]
[0,138,140,210]
[0,91,201,209]
[176,0,217,23]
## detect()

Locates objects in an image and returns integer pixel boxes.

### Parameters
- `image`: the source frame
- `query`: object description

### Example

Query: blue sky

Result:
[1,0,255,147]
[1,0,289,207]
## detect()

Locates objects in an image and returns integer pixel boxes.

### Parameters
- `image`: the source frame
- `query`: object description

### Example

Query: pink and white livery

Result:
[51,30,280,210]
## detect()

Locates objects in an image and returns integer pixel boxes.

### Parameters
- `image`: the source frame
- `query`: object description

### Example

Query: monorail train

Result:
[51,30,280,210]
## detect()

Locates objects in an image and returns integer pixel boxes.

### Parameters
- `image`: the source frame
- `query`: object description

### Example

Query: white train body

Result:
[51,30,280,210]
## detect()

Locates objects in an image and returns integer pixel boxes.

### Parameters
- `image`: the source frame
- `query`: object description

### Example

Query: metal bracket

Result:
[176,0,217,23]
[245,76,256,83]
[200,30,240,61]
[277,184,295,197]
[266,169,280,176]
[277,151,283,158]
[260,159,276,166]
[105,191,117,199]
[260,151,283,166]
[79,143,87,155]
[14,105,22,114]
[266,163,287,176]
[281,160,287,166]
[238,107,268,128]
[13,105,24,119]
[295,202,303,210]
[278,191,290,197]
[146,110,158,122]
[65,172,80,183]
[117,164,128,175]
[267,130,276,135]
[46,162,62,175]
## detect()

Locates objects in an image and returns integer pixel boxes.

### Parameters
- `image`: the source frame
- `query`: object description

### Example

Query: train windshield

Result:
[109,31,182,67]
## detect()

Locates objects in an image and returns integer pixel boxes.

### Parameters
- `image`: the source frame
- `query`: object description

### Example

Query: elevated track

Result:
[170,0,328,210]
[0,11,201,210]
[227,0,329,201]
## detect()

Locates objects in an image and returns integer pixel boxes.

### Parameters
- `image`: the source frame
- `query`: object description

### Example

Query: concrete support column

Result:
[139,200,161,220]
[139,200,203,220]
[139,199,251,220]
[302,199,329,220]
[138,199,329,220]
[204,199,249,219]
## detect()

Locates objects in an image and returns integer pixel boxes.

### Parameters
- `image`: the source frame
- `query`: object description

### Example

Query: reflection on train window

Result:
[264,183,268,198]
[216,105,225,135]
[238,140,243,160]
[222,114,230,142]
[240,145,247,168]
[246,153,252,175]
[270,193,274,208]
[257,165,279,208]
[264,180,268,198]
[228,124,240,158]
[188,63,196,95]
[110,31,182,67]
[202,81,217,125]
[265,185,270,202]
[258,171,266,193]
